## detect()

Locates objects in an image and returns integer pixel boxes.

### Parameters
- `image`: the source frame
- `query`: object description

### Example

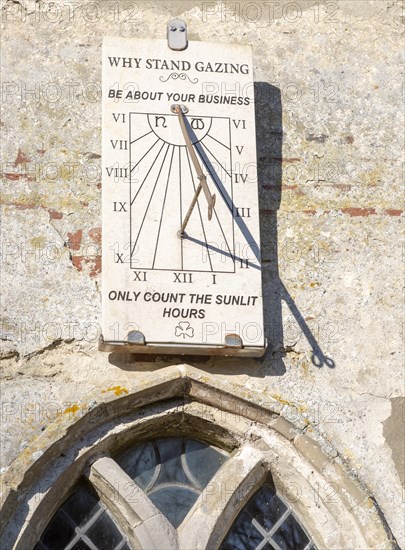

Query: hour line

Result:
[199,140,232,178]
[212,207,234,263]
[203,138,261,265]
[130,129,153,145]
[187,144,234,265]
[131,141,166,206]
[131,143,171,259]
[179,146,184,271]
[130,137,160,174]
[191,143,234,263]
[206,132,231,151]
[185,147,214,272]
[152,146,175,269]
[197,141,232,210]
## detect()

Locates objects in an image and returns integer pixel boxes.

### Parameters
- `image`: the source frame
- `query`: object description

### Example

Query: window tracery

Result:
[0,368,391,550]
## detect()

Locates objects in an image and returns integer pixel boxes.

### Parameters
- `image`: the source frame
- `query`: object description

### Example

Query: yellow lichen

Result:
[30,235,46,249]
[63,404,79,415]
[300,362,310,375]
[102,386,129,397]
[343,448,356,461]
[271,394,292,406]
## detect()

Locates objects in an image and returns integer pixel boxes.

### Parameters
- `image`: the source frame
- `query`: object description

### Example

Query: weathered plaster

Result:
[1,0,404,547]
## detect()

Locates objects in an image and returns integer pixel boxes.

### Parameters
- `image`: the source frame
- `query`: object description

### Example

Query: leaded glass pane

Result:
[86,512,124,549]
[42,511,75,548]
[116,437,228,527]
[69,542,91,550]
[149,486,199,527]
[62,485,99,525]
[272,514,310,550]
[220,481,317,550]
[220,510,263,550]
[117,440,157,491]
[245,483,287,532]
[184,438,229,488]
[154,438,191,486]
[34,482,131,550]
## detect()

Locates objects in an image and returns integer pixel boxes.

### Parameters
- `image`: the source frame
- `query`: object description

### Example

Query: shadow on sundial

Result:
[109,83,335,376]
[183,117,261,268]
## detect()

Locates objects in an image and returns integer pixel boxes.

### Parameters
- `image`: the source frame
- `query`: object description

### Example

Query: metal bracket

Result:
[167,19,188,51]
[98,334,267,357]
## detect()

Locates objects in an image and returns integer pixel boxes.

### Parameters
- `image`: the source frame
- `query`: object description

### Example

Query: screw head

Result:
[178,26,185,32]
[169,25,177,31]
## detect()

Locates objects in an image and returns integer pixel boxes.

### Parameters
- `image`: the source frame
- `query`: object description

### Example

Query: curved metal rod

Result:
[173,104,216,237]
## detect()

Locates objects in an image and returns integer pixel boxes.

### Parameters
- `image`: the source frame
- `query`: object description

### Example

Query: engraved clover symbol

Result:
[175,322,194,339]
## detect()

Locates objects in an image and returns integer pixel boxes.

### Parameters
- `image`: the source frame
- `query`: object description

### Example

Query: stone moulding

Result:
[0,364,398,549]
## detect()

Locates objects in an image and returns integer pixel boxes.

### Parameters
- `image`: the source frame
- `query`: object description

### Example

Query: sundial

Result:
[100,22,266,356]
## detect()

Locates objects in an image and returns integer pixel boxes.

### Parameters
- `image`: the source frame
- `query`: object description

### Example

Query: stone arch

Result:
[0,365,396,549]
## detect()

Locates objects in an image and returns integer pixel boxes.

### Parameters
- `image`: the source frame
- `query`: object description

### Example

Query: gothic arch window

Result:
[32,436,316,550]
[0,367,394,550]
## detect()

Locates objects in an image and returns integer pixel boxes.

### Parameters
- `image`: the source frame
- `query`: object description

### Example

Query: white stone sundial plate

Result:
[100,35,266,356]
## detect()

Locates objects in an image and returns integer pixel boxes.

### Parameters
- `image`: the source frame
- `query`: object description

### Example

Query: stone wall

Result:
[1,0,404,547]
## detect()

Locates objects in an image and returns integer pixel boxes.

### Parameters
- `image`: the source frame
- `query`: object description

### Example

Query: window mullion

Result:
[87,456,179,550]
[178,445,267,550]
